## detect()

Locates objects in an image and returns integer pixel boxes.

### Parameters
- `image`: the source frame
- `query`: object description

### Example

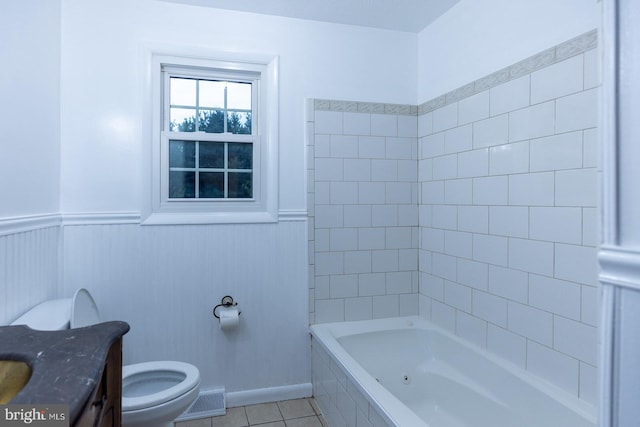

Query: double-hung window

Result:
[164,67,257,200]
[144,52,278,224]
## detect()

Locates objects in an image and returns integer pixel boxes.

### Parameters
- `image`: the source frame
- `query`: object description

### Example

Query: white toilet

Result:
[11,288,200,427]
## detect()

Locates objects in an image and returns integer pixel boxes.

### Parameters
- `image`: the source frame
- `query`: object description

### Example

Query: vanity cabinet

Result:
[74,337,123,427]
[0,321,130,427]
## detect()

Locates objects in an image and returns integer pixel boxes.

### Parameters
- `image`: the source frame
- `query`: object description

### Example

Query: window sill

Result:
[141,210,278,225]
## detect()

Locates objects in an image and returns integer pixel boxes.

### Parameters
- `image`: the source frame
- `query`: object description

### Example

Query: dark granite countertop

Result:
[0,321,129,423]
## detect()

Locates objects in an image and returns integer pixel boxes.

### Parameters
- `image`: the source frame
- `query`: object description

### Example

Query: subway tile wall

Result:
[308,30,599,404]
[307,101,420,324]
[418,43,599,404]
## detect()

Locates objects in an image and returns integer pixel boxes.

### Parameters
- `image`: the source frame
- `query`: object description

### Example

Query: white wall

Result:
[0,1,61,325]
[58,0,417,398]
[59,0,417,214]
[0,1,61,218]
[417,0,600,102]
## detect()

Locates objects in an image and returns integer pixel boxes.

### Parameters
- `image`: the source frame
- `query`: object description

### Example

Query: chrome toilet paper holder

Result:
[213,295,241,318]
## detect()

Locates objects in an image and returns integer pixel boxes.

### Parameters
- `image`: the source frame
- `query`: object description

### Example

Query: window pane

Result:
[169,171,195,198]
[199,142,224,168]
[170,78,196,106]
[228,143,252,169]
[198,109,225,133]
[226,82,252,110]
[228,172,252,198]
[199,80,225,108]
[169,140,195,168]
[199,172,224,198]
[170,108,196,132]
[227,112,252,134]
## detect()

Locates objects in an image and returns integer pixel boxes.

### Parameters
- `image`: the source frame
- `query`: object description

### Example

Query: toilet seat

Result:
[122,361,200,412]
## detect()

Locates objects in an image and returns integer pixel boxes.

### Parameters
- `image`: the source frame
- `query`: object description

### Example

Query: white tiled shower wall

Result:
[307,102,420,324]
[308,30,599,404]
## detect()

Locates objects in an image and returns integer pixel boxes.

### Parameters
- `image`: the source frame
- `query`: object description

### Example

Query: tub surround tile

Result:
[579,362,598,406]
[581,285,599,326]
[458,91,490,125]
[456,311,488,348]
[310,104,419,324]
[489,141,529,175]
[554,317,598,366]
[508,172,555,206]
[487,265,528,303]
[583,48,599,90]
[555,168,599,207]
[508,302,554,346]
[530,55,584,104]
[489,206,529,238]
[508,101,556,142]
[527,341,579,396]
[529,132,584,172]
[490,75,530,116]
[432,102,458,133]
[472,290,508,327]
[555,88,598,133]
[487,325,527,369]
[472,114,509,148]
[529,274,581,320]
[309,29,599,404]
[554,244,599,286]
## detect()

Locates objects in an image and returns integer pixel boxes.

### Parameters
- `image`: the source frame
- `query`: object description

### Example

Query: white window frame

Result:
[142,48,279,224]
[162,67,259,201]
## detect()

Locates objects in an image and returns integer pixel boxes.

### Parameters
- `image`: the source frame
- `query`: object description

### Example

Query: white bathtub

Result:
[310,316,596,427]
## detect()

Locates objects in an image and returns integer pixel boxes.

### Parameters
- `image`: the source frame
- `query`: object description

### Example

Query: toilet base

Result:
[122,383,199,427]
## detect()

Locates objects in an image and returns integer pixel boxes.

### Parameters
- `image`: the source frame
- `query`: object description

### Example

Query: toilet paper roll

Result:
[219,307,240,331]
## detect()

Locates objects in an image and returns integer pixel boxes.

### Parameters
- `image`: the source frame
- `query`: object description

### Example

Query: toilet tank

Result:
[10,299,73,331]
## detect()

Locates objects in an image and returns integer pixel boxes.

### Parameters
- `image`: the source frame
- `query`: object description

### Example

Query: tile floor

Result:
[174,398,328,427]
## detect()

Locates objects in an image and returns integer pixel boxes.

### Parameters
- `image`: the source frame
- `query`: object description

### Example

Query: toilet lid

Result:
[71,288,101,328]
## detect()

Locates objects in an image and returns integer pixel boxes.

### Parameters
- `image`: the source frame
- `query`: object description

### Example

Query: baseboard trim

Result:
[225,383,312,408]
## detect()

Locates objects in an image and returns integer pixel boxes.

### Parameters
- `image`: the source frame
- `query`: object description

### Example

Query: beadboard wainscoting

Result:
[61,219,310,398]
[0,222,60,325]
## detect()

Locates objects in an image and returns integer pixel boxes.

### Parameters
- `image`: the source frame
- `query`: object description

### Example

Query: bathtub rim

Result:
[310,315,597,427]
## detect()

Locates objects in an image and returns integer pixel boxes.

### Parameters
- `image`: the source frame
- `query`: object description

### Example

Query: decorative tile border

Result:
[418,29,597,114]
[313,99,418,116]
[313,29,597,117]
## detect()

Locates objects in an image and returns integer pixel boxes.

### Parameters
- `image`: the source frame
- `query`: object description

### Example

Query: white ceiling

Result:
[159,0,460,33]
